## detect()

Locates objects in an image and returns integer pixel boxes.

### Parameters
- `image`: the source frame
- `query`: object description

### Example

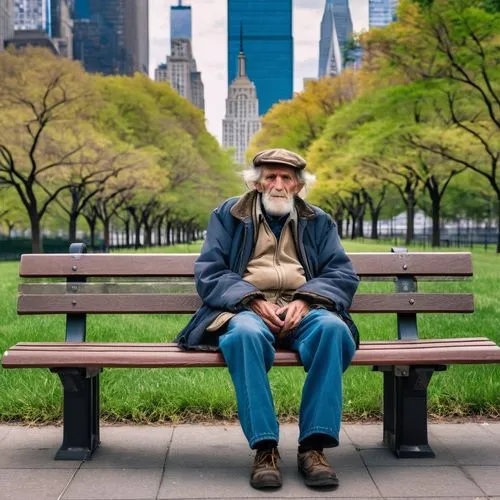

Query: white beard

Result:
[261,192,294,216]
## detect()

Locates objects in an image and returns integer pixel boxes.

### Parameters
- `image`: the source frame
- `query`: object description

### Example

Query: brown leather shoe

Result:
[250,448,282,489]
[297,449,339,487]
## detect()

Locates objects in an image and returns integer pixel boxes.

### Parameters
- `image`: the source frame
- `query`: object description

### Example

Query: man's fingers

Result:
[263,318,281,333]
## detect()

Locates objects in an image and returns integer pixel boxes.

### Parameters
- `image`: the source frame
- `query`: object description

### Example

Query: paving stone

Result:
[82,425,173,469]
[385,497,488,499]
[1,425,63,448]
[0,426,80,468]
[463,466,500,496]
[0,446,80,469]
[430,424,500,465]
[158,466,380,498]
[430,423,492,439]
[62,468,162,499]
[344,423,385,449]
[167,423,252,468]
[0,425,12,442]
[369,465,484,497]
[0,469,75,500]
[478,422,500,437]
[360,441,457,467]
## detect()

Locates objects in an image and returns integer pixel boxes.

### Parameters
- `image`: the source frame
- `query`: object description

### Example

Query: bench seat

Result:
[4,338,500,368]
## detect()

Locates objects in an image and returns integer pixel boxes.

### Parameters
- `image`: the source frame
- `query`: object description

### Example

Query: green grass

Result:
[0,241,498,423]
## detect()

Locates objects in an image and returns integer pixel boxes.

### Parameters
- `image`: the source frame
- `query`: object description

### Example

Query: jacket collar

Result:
[230,190,316,221]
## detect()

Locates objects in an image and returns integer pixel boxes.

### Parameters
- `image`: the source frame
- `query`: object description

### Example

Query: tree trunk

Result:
[426,180,441,248]
[431,198,440,247]
[358,212,365,238]
[334,205,344,239]
[405,190,416,245]
[496,201,500,254]
[350,215,356,240]
[134,223,141,249]
[156,217,163,247]
[103,219,110,253]
[371,216,379,239]
[30,213,43,253]
[166,220,172,246]
[69,213,78,243]
[86,218,97,250]
[144,224,152,247]
[125,219,131,248]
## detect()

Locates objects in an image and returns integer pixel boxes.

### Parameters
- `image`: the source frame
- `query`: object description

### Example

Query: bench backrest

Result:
[18,251,473,322]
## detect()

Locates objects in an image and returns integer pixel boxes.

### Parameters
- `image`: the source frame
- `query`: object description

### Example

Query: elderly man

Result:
[176,148,359,489]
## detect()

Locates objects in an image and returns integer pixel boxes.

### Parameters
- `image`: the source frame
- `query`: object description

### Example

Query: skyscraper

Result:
[12,0,73,56]
[0,0,14,50]
[369,0,399,28]
[73,0,149,75]
[171,0,191,40]
[155,0,204,112]
[50,0,73,57]
[228,0,293,116]
[124,0,149,74]
[223,41,261,165]
[318,0,353,78]
[14,0,46,31]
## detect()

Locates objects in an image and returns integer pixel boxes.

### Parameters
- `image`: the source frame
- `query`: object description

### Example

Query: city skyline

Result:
[150,0,369,146]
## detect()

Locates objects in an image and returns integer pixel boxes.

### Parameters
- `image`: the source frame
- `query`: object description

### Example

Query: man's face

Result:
[256,165,302,216]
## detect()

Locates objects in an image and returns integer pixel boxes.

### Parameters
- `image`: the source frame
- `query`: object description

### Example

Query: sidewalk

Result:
[0,422,499,499]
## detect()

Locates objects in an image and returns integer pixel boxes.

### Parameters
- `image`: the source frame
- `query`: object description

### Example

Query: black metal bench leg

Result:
[379,365,445,458]
[53,368,100,460]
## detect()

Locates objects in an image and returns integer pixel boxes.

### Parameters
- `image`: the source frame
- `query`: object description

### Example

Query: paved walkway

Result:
[0,422,499,499]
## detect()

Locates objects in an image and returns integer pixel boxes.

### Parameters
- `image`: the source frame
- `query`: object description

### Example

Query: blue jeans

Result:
[218,309,356,449]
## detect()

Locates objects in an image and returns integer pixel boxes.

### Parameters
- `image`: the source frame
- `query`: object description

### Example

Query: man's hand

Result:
[249,298,284,334]
[276,299,310,334]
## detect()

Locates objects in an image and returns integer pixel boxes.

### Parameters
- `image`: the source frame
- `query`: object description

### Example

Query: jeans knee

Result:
[219,312,273,350]
[301,311,355,357]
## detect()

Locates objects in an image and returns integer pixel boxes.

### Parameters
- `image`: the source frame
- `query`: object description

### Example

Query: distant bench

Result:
[2,244,500,461]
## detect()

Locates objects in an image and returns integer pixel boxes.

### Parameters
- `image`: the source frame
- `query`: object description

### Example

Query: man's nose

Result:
[274,177,284,190]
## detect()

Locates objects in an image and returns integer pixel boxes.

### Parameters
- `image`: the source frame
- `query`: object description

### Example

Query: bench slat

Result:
[17,293,474,314]
[3,341,500,368]
[19,252,473,278]
[9,339,497,351]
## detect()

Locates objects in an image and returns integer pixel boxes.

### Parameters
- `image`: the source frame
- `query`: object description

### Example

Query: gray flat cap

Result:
[253,148,307,170]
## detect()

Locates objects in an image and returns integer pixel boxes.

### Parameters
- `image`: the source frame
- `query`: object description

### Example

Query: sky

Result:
[149,0,369,143]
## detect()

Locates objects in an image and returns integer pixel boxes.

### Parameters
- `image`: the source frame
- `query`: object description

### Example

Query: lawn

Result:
[0,240,498,423]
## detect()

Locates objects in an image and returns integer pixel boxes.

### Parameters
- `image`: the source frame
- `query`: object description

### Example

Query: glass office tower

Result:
[73,0,89,19]
[369,0,399,27]
[171,0,191,40]
[318,0,353,78]
[228,0,293,116]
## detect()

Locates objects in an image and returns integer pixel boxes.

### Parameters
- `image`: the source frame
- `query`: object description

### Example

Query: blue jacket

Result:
[176,191,360,349]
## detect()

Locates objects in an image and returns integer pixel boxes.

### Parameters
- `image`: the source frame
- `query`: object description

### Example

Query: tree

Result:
[0,47,94,252]
[364,0,500,250]
[248,70,360,160]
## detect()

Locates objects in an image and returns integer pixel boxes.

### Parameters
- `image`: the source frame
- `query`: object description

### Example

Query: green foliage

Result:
[0,48,239,246]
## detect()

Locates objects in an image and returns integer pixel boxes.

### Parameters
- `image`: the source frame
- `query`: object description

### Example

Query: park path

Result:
[0,421,499,499]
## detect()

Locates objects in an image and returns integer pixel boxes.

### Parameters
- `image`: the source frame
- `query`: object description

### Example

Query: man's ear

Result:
[294,182,305,195]
[255,182,264,193]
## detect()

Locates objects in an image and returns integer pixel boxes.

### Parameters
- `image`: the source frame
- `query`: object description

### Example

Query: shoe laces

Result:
[307,449,329,467]
[254,448,280,469]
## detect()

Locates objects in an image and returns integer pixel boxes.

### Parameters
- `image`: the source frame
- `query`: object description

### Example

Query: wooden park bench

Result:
[2,243,500,461]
